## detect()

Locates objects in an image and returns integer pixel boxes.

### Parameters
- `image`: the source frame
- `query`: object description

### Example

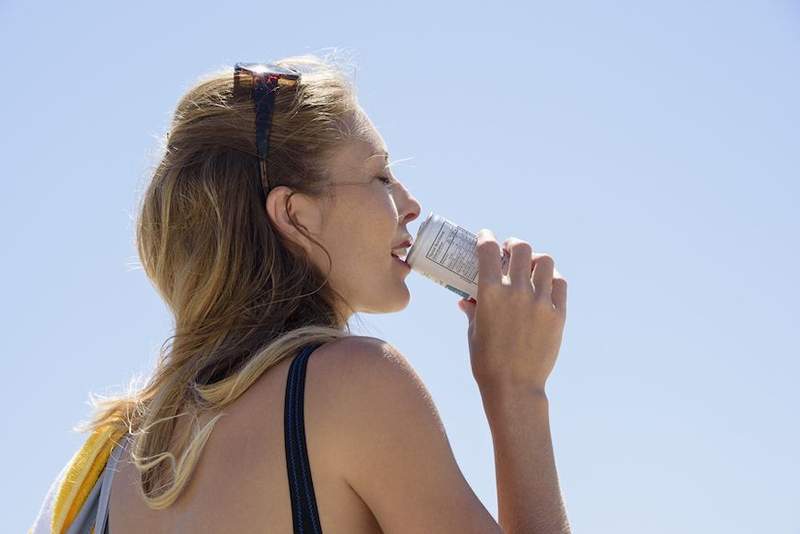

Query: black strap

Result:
[285,343,325,534]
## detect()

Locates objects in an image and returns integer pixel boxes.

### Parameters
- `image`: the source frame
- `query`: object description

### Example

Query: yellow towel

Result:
[49,424,127,534]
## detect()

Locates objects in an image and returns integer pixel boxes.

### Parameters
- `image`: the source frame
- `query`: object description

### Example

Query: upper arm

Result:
[320,336,501,534]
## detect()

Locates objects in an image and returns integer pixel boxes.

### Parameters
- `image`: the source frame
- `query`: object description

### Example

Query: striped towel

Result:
[30,425,127,534]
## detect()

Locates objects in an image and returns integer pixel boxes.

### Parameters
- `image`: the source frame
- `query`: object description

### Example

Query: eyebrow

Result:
[368,150,389,160]
[366,150,390,170]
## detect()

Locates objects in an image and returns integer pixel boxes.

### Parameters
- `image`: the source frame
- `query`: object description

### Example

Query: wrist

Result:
[477,376,548,400]
[478,381,550,413]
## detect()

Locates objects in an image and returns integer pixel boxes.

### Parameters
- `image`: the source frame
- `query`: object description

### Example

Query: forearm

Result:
[480,386,571,534]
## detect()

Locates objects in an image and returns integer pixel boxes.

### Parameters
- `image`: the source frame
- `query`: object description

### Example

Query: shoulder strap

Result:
[284,342,325,534]
[63,475,102,534]
[94,435,129,534]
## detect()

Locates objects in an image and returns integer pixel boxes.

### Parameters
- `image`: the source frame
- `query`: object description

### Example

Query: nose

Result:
[399,189,422,225]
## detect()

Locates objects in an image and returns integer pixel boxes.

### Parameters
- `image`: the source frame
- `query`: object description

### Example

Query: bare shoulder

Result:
[308,335,501,533]
[313,334,412,365]
[310,335,424,392]
[309,335,439,429]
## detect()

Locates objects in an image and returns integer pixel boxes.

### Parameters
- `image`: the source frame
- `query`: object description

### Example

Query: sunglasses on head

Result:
[233,62,301,200]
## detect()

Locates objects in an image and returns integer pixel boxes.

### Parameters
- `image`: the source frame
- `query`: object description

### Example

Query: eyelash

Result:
[376,176,394,187]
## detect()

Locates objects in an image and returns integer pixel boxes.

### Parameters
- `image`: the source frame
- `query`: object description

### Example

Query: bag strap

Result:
[94,435,129,533]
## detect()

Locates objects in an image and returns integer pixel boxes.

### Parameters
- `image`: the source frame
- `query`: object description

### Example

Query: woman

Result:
[31,54,570,533]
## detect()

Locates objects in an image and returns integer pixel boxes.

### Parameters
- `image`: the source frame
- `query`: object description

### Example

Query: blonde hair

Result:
[83,53,368,509]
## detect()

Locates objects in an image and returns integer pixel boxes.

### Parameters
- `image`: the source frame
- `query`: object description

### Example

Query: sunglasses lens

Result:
[236,63,300,78]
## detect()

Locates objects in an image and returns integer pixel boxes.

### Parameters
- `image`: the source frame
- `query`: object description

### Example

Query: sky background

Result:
[2,1,798,532]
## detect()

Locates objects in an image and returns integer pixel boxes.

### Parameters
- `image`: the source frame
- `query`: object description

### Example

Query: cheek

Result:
[352,191,399,237]
[322,192,398,268]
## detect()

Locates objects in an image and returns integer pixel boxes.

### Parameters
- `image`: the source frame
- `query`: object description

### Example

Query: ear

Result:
[265,185,324,255]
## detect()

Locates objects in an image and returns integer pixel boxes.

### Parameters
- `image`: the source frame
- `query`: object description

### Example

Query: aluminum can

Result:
[404,213,509,300]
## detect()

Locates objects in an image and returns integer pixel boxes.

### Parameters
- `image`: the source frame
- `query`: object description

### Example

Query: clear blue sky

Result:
[2,1,798,532]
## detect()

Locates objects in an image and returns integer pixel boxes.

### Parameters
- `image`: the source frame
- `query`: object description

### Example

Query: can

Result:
[404,213,509,300]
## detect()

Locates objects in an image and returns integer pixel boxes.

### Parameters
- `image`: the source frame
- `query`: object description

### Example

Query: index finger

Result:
[475,229,502,288]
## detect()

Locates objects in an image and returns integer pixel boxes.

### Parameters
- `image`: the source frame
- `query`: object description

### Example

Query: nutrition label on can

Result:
[425,220,479,282]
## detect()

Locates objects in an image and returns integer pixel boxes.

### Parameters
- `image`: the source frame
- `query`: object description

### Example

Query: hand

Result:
[457,229,568,393]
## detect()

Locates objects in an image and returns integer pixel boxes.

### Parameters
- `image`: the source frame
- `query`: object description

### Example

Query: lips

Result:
[391,239,413,261]
[391,253,411,269]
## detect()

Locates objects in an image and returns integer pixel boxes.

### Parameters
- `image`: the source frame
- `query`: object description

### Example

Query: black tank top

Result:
[284,342,325,534]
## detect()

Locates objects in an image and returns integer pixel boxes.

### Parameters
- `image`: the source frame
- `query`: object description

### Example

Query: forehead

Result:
[323,108,390,179]
[327,138,389,181]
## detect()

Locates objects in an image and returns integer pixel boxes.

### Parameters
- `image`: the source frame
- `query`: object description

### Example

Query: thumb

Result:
[457,297,476,322]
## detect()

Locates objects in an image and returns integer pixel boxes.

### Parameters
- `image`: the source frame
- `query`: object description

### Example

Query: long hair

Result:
[83,53,365,509]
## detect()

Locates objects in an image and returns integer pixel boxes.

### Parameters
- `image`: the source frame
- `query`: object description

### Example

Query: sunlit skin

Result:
[266,109,422,321]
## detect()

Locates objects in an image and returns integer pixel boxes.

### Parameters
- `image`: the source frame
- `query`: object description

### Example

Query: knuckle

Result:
[535,297,558,313]
[508,279,534,295]
[477,283,501,299]
[507,288,532,305]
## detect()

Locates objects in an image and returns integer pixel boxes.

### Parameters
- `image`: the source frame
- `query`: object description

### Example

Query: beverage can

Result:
[404,213,509,300]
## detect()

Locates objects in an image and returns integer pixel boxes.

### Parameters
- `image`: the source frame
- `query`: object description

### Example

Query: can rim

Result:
[404,212,435,267]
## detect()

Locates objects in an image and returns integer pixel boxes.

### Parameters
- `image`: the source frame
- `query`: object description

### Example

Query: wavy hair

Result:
[82,53,368,509]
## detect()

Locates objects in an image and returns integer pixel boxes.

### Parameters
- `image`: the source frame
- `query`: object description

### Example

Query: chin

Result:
[361,284,411,314]
[388,290,411,312]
